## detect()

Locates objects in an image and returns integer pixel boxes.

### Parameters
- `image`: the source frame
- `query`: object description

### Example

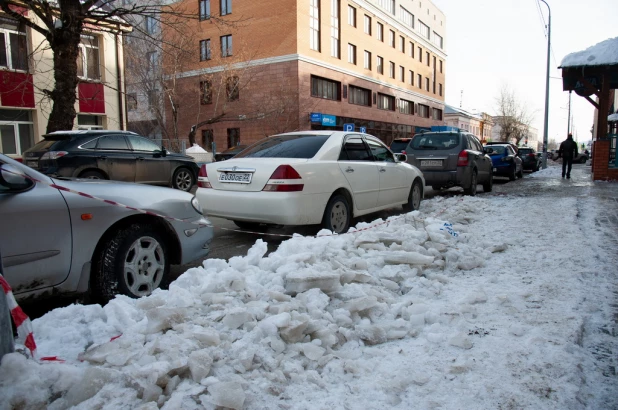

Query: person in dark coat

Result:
[558,133,578,179]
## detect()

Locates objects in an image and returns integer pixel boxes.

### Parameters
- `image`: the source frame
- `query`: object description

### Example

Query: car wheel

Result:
[79,170,106,180]
[92,224,170,303]
[516,167,524,178]
[172,168,195,192]
[464,170,477,196]
[403,179,422,212]
[509,165,516,181]
[233,220,264,231]
[322,194,350,234]
[580,157,587,164]
[482,169,493,192]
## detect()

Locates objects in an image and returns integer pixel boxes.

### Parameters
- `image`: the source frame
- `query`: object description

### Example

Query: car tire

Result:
[172,167,195,192]
[403,179,422,212]
[92,224,170,303]
[509,165,516,181]
[79,170,107,180]
[464,170,478,196]
[482,170,493,192]
[580,157,587,164]
[322,194,350,234]
[516,167,523,178]
[233,220,264,231]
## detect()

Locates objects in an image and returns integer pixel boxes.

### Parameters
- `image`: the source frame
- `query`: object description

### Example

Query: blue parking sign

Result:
[343,123,355,132]
[360,127,366,133]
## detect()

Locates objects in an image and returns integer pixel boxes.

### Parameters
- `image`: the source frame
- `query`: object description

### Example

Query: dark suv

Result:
[402,131,493,195]
[23,130,199,191]
[517,146,541,172]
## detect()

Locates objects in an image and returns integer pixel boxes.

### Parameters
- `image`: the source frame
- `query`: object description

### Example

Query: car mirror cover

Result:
[0,164,33,191]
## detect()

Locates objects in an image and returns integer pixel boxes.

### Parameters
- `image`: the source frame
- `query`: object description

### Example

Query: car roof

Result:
[43,130,139,139]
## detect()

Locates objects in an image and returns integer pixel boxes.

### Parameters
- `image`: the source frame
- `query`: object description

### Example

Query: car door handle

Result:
[379,168,386,173]
[345,167,354,173]
[136,156,145,160]
[96,155,107,159]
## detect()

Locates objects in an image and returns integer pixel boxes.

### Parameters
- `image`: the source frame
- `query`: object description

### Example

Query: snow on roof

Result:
[608,113,618,122]
[444,104,482,119]
[560,36,618,68]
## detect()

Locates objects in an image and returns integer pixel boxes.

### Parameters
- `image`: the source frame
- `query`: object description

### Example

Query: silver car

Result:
[0,154,214,303]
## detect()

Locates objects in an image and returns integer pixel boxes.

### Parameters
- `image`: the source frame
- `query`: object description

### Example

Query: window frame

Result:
[220,0,232,16]
[200,39,212,61]
[199,0,211,20]
[377,92,395,111]
[310,75,341,101]
[0,20,28,72]
[220,34,232,57]
[363,50,371,70]
[348,5,356,27]
[364,15,372,35]
[347,43,356,65]
[77,34,100,81]
[348,85,371,107]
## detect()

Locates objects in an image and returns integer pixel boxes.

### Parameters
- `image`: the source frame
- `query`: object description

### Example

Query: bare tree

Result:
[493,85,535,145]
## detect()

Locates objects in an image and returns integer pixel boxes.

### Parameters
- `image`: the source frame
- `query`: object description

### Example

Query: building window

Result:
[147,90,158,109]
[377,56,383,74]
[419,20,430,39]
[378,0,394,14]
[418,46,422,62]
[389,61,395,78]
[227,128,240,148]
[127,93,138,110]
[220,0,232,15]
[311,75,341,100]
[0,19,27,71]
[439,83,443,96]
[77,35,100,80]
[425,77,430,91]
[0,110,34,155]
[399,6,414,28]
[440,59,443,73]
[202,129,213,149]
[377,22,383,41]
[199,0,211,20]
[389,30,395,48]
[348,5,356,27]
[146,51,157,74]
[417,73,422,88]
[349,85,371,107]
[310,0,320,51]
[221,34,232,57]
[226,75,239,101]
[433,31,443,48]
[377,93,395,111]
[364,50,371,70]
[200,80,212,104]
[200,39,211,61]
[399,66,404,82]
[409,70,413,85]
[432,108,443,120]
[398,99,413,115]
[426,51,430,66]
[348,43,356,64]
[418,104,429,118]
[399,36,405,53]
[331,0,340,58]
[145,16,157,34]
[364,15,371,35]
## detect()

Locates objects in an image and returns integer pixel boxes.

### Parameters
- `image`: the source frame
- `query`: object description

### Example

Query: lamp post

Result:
[539,0,551,169]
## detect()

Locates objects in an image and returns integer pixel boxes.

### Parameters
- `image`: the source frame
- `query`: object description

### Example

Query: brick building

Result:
[162,0,447,152]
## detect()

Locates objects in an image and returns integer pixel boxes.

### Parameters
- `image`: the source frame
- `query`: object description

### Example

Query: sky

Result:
[430,0,618,147]
[1,163,617,409]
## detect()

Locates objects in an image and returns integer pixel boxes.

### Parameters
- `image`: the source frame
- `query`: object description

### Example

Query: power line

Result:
[534,0,560,69]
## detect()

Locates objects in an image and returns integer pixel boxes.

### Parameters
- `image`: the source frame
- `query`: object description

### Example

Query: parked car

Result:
[389,138,413,154]
[22,130,199,192]
[483,143,523,180]
[398,130,493,195]
[517,147,542,172]
[0,154,214,303]
[196,131,425,234]
[214,145,249,162]
[573,152,589,163]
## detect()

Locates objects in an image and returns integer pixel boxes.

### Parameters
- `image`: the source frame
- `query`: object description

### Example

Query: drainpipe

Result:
[115,28,125,130]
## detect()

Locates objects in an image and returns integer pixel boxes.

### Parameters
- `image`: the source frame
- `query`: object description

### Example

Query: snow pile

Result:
[1,176,616,409]
[560,36,618,67]
[186,144,208,153]
[609,112,618,122]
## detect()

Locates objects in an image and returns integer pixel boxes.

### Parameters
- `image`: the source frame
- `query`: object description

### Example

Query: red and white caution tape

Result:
[0,274,36,357]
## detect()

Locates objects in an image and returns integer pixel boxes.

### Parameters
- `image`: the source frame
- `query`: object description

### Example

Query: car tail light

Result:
[263,165,304,192]
[501,157,512,163]
[198,164,212,188]
[528,153,536,158]
[40,151,68,160]
[457,150,469,166]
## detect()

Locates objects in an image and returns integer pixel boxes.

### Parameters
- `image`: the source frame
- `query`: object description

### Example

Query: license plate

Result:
[493,168,497,172]
[420,160,442,167]
[219,172,252,184]
[26,161,38,168]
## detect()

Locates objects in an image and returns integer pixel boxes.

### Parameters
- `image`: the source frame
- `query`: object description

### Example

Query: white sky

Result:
[1,164,616,409]
[430,0,618,146]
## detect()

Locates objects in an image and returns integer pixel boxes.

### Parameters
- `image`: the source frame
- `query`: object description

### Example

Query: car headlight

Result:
[191,196,203,215]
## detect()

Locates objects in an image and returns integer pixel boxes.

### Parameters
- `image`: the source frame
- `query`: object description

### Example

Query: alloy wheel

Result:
[123,236,165,297]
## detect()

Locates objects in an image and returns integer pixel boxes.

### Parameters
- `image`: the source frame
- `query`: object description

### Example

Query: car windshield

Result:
[390,140,409,153]
[410,133,460,150]
[235,135,329,159]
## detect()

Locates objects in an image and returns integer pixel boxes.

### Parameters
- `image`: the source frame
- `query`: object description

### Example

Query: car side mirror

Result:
[0,164,34,191]
[394,153,407,162]
[156,148,167,158]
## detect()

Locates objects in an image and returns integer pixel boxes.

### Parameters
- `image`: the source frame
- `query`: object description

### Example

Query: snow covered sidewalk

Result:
[1,167,616,409]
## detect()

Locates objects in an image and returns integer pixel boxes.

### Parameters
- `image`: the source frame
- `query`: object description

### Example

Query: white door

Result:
[337,135,379,210]
[366,138,408,206]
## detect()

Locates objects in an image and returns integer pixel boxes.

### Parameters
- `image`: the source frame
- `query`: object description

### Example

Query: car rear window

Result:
[236,135,329,159]
[390,140,409,153]
[518,149,533,155]
[410,133,460,150]
[487,146,506,155]
[29,139,62,152]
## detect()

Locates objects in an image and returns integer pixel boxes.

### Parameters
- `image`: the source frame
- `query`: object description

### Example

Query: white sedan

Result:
[196,131,425,234]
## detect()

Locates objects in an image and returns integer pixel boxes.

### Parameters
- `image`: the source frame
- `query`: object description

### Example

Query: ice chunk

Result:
[285,270,341,294]
[280,321,309,343]
[223,309,253,329]
[302,343,326,360]
[189,350,213,382]
[449,332,473,349]
[64,368,125,406]
[145,307,187,334]
[208,382,245,409]
[382,251,434,266]
[355,324,387,345]
[344,296,378,313]
[192,327,221,346]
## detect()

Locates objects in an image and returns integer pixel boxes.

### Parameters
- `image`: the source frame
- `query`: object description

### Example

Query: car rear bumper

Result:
[421,167,469,186]
[196,189,328,226]
[492,163,514,176]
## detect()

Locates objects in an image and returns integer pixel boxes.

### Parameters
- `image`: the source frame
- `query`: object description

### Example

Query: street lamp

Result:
[539,0,551,169]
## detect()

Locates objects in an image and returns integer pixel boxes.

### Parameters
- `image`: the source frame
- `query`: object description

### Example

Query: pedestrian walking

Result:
[558,133,578,179]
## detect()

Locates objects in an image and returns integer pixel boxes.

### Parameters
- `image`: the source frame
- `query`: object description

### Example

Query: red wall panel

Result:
[0,71,35,108]
[78,82,105,114]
